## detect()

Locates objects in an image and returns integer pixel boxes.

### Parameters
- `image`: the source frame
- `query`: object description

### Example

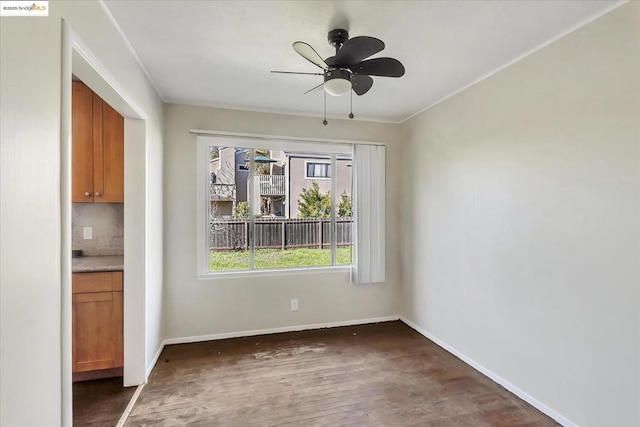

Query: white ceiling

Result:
[103,0,622,123]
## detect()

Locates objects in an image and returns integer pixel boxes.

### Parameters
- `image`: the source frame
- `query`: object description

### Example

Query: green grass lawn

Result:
[210,247,352,271]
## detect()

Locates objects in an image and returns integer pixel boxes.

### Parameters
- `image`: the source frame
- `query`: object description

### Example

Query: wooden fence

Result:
[210,218,352,250]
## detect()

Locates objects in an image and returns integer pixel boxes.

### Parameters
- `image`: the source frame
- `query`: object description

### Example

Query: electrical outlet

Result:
[290,298,299,311]
[83,227,93,240]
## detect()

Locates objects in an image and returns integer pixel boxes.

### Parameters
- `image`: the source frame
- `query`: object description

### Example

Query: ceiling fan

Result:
[271,29,405,124]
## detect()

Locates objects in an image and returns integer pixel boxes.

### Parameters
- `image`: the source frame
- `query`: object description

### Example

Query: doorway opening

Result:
[62,21,148,426]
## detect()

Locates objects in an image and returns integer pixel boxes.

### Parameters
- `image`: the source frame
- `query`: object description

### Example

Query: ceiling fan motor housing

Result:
[324,68,350,82]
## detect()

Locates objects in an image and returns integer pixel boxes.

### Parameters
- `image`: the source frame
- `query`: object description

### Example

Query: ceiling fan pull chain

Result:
[323,91,328,125]
[349,91,354,119]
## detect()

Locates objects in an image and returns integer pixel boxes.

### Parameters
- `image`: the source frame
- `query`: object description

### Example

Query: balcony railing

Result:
[210,184,236,201]
[257,174,285,196]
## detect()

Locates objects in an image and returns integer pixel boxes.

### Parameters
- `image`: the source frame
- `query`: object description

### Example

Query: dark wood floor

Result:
[74,377,136,426]
[125,321,557,426]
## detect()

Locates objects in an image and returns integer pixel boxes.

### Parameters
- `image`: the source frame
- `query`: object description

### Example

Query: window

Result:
[306,161,331,178]
[197,135,354,275]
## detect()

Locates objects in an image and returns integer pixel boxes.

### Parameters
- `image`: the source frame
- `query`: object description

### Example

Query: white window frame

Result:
[196,134,353,278]
[304,160,331,179]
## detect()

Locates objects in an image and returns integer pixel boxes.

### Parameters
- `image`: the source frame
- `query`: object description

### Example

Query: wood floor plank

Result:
[125,322,557,426]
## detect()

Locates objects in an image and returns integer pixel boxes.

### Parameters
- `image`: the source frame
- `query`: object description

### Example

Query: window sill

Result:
[197,265,352,280]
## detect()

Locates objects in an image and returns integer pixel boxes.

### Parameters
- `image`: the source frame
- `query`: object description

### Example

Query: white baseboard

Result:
[399,316,576,427]
[162,316,399,346]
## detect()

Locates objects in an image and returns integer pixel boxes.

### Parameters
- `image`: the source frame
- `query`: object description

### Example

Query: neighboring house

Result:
[250,149,287,217]
[209,147,352,218]
[209,147,238,217]
[285,153,352,219]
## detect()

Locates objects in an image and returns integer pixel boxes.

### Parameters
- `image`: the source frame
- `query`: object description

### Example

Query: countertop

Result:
[72,255,124,273]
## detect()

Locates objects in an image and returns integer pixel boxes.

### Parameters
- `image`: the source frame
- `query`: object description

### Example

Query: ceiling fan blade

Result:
[271,71,323,76]
[350,74,373,96]
[304,82,324,95]
[351,57,405,77]
[333,36,385,66]
[293,41,329,70]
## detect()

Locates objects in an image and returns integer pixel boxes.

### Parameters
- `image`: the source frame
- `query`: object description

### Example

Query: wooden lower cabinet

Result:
[72,271,123,379]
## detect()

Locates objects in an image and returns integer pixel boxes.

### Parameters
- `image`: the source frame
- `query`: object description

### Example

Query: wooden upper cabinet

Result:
[72,81,124,203]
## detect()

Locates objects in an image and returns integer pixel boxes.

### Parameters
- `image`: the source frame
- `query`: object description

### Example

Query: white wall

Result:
[0,1,164,424]
[163,104,401,340]
[400,3,639,426]
[1,16,64,426]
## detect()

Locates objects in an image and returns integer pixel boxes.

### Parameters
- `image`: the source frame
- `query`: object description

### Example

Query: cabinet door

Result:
[72,81,94,202]
[72,290,123,373]
[97,99,124,202]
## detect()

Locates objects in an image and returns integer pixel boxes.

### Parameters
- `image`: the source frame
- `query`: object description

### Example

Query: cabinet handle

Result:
[84,192,91,197]
[95,192,101,197]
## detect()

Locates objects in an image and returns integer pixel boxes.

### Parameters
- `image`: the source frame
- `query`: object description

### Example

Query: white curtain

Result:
[352,144,385,284]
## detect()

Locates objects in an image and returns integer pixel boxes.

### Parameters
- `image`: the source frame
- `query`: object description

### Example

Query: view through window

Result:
[206,143,353,273]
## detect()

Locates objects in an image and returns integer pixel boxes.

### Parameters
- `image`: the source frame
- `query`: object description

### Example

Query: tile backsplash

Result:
[72,203,124,256]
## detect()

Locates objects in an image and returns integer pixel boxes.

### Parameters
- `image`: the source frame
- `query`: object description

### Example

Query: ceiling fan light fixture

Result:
[324,69,352,96]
